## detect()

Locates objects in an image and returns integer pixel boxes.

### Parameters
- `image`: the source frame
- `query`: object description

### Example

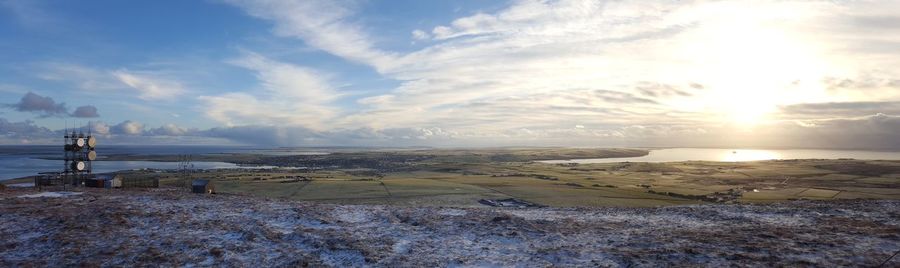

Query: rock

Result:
[209,247,224,257]
[492,215,511,222]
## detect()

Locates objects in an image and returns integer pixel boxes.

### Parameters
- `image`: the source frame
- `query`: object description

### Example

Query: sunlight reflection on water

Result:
[540,148,900,164]
[720,150,782,162]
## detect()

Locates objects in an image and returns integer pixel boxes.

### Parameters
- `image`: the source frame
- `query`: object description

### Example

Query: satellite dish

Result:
[87,150,97,161]
[71,161,86,171]
[87,136,97,148]
[75,138,85,148]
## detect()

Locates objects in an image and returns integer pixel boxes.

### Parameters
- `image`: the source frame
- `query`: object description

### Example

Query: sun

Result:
[725,98,776,127]
[674,3,829,127]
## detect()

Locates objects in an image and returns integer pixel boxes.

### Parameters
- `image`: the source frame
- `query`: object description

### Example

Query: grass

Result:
[6,149,900,208]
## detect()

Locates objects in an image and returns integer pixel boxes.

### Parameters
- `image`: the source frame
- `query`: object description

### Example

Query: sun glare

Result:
[676,2,828,127]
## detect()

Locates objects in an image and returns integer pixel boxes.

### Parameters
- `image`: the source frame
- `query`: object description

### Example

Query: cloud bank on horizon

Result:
[1,0,899,149]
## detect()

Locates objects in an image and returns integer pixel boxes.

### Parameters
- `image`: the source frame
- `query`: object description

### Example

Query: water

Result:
[0,145,320,181]
[539,148,900,164]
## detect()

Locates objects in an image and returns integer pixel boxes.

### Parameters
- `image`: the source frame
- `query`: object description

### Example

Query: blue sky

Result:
[2,0,900,148]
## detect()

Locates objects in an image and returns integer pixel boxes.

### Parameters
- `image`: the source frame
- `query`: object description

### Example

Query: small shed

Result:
[87,174,122,188]
[191,179,215,194]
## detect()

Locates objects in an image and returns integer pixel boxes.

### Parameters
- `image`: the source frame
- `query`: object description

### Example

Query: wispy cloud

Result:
[111,70,186,100]
[5,0,900,148]
[225,0,900,144]
[0,0,61,30]
[199,53,340,128]
[32,62,188,101]
[223,0,396,69]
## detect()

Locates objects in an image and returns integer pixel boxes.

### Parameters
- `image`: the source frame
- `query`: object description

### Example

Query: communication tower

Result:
[178,155,194,190]
[63,127,97,186]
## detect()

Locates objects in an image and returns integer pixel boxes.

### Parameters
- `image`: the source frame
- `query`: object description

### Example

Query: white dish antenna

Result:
[71,161,86,171]
[87,136,96,148]
[75,138,85,148]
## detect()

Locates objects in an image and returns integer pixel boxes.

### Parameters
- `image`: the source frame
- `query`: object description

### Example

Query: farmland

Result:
[18,147,894,207]
[4,147,900,266]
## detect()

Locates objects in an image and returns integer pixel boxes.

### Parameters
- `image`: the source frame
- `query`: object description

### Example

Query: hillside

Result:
[1,188,898,267]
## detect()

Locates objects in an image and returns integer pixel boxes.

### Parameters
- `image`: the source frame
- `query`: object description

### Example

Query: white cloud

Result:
[199,53,339,129]
[228,52,337,102]
[91,121,110,136]
[223,0,396,69]
[217,0,900,147]
[411,29,430,40]
[148,123,191,136]
[112,70,185,100]
[35,62,122,91]
[112,120,144,135]
[33,62,187,101]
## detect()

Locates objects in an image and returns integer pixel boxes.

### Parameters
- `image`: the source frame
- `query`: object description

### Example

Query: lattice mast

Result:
[178,155,194,191]
[63,124,96,186]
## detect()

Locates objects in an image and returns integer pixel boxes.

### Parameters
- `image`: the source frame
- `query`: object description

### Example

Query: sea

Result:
[4,146,900,181]
[0,145,326,181]
[539,148,900,164]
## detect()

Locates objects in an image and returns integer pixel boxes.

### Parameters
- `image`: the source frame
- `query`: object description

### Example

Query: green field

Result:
[8,148,900,207]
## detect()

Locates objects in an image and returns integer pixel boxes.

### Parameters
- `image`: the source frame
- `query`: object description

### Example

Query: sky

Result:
[1,0,899,149]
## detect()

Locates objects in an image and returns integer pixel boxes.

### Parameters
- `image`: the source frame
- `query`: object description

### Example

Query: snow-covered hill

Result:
[1,188,897,267]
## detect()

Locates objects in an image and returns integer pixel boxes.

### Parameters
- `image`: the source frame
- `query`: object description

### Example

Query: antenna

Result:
[62,120,97,188]
[179,154,195,191]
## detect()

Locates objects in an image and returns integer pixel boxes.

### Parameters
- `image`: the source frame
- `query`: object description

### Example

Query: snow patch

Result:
[5,183,34,188]
[331,206,373,223]
[320,249,366,267]
[437,208,467,216]
[18,192,83,198]
[393,238,411,254]
[267,221,295,234]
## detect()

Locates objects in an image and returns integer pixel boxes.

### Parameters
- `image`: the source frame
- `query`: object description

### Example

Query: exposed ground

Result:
[1,187,898,267]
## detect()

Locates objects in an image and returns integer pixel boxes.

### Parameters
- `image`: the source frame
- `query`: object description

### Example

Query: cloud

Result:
[633,82,694,98]
[147,123,194,136]
[202,125,457,147]
[111,120,144,135]
[224,0,900,140]
[226,0,722,132]
[34,62,122,90]
[0,0,61,31]
[0,117,54,138]
[779,101,900,119]
[33,63,187,101]
[195,113,900,149]
[4,92,101,118]
[3,0,883,148]
[91,121,110,136]
[7,92,68,117]
[199,53,339,128]
[223,0,395,69]
[72,105,99,118]
[411,29,430,40]
[204,125,320,146]
[111,69,185,100]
